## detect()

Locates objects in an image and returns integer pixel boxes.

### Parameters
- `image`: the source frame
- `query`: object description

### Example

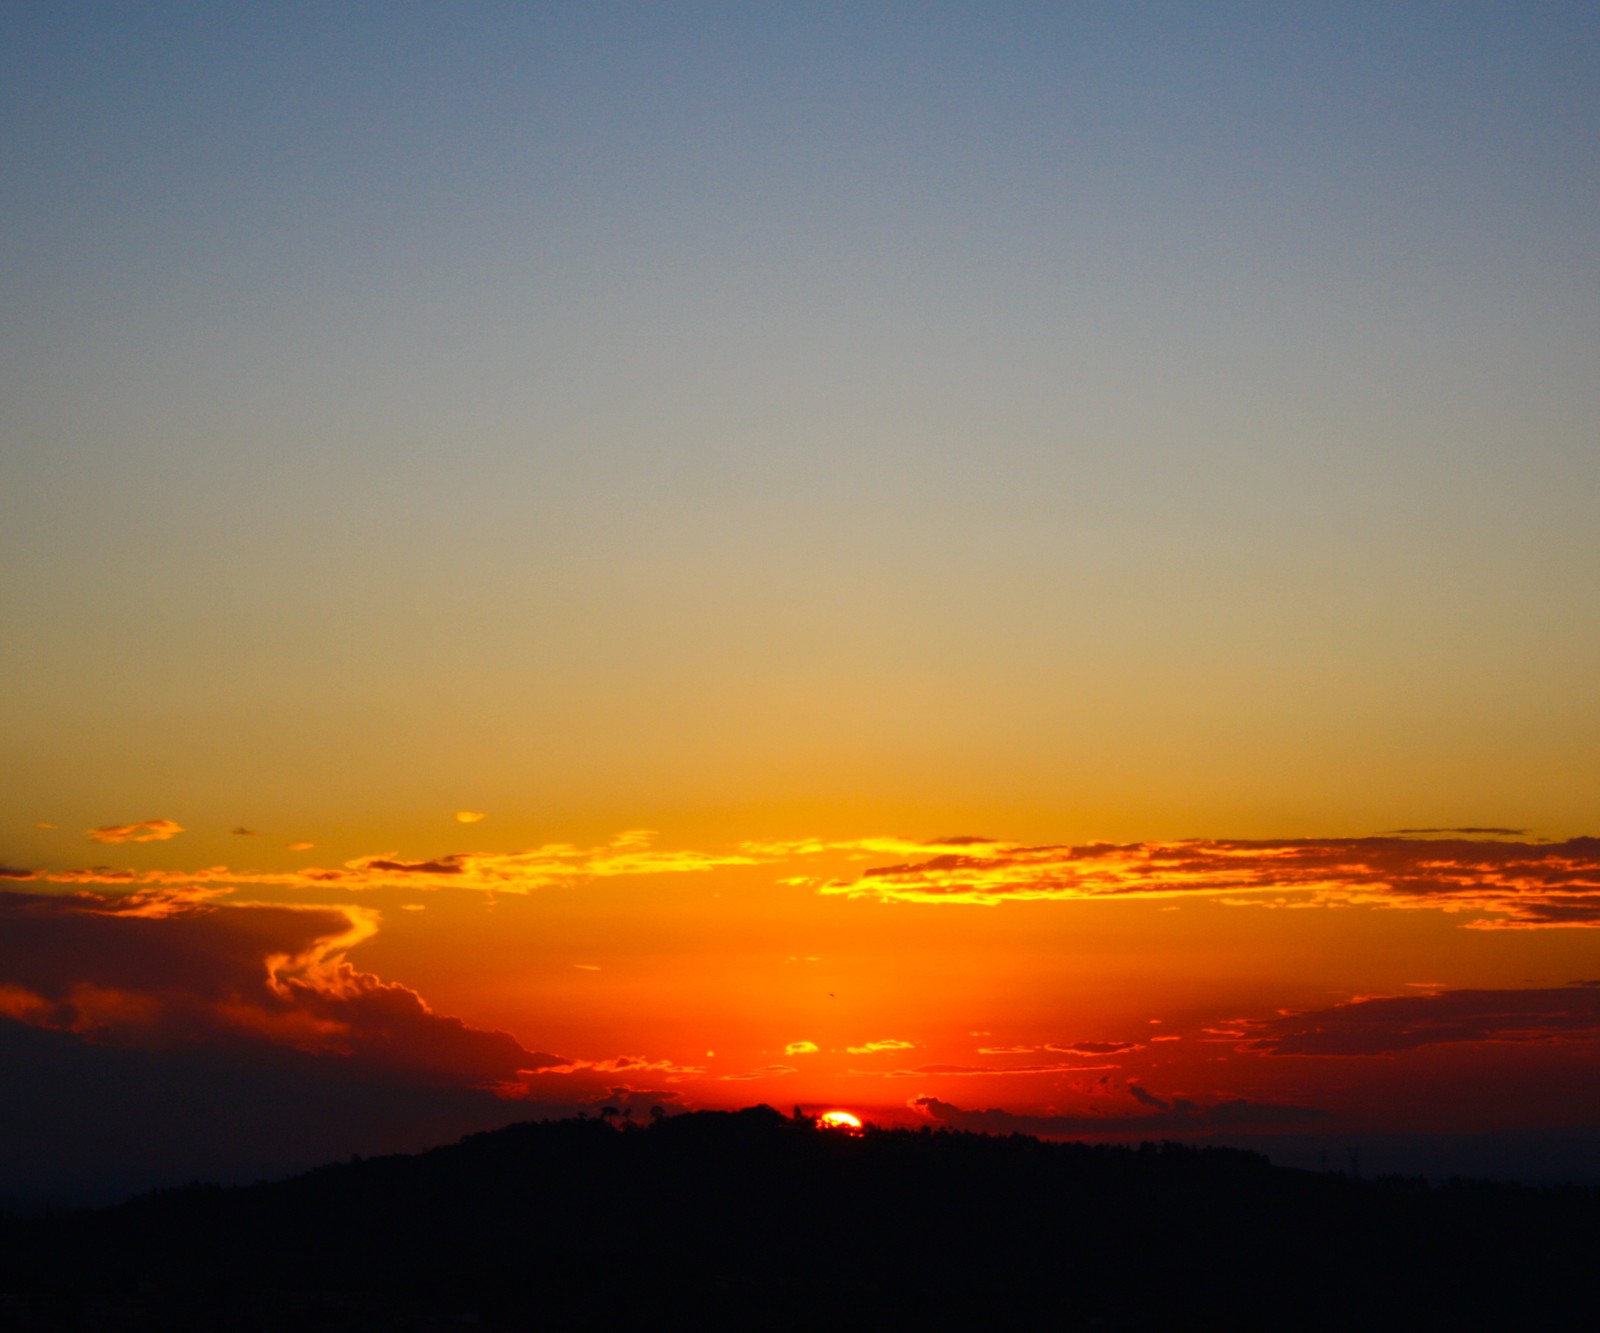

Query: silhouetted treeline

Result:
[3,1106,1598,1330]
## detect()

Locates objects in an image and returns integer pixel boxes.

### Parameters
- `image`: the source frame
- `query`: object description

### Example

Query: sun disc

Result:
[818,1110,863,1132]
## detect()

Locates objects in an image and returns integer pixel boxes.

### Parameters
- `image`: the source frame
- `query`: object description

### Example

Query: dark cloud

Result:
[1385,827,1529,837]
[1049,1040,1143,1056]
[0,890,562,1080]
[231,827,257,836]
[357,857,467,875]
[0,888,571,1202]
[1240,984,1600,1056]
[908,1092,1329,1137]
[1127,1082,1169,1110]
[880,1061,1115,1078]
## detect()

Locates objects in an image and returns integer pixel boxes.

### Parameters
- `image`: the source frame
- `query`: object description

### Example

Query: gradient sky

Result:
[3,2,1599,1200]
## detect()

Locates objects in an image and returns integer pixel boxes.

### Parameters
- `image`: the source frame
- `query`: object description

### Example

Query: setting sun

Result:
[817,1111,864,1134]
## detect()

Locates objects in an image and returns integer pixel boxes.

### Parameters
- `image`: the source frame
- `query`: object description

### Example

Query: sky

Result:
[3,1,1599,1202]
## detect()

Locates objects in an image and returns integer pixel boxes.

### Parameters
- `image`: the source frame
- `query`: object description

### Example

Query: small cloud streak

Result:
[909,1091,1329,1135]
[785,1040,819,1055]
[978,1040,1144,1056]
[455,811,486,824]
[846,1038,915,1055]
[880,1062,1118,1078]
[87,819,184,844]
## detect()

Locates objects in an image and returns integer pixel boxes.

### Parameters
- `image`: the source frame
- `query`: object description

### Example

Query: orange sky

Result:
[8,820,1600,1185]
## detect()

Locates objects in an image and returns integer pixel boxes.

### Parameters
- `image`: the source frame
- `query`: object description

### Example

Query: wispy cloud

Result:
[31,830,1600,928]
[909,1092,1329,1135]
[37,830,763,896]
[785,1040,819,1055]
[880,1062,1119,1078]
[977,1040,1144,1056]
[846,1038,915,1055]
[809,835,1600,928]
[86,818,184,844]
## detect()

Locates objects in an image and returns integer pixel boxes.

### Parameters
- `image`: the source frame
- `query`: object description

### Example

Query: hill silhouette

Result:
[3,1105,1598,1330]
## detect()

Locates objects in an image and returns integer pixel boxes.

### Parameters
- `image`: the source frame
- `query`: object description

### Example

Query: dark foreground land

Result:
[3,1106,1598,1331]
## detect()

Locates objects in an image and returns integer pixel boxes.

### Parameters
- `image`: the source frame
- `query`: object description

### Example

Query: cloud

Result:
[811,835,1600,928]
[455,811,486,824]
[34,829,1600,928]
[521,1055,705,1080]
[1384,827,1529,837]
[1127,1082,1170,1110]
[846,1038,914,1054]
[37,831,764,897]
[231,827,257,836]
[0,887,574,1202]
[785,1040,819,1055]
[977,1040,1144,1057]
[0,889,561,1084]
[880,1062,1119,1078]
[908,1092,1329,1136]
[86,819,184,844]
[1239,984,1600,1057]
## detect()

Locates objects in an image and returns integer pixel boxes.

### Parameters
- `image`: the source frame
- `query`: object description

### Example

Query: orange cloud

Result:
[32,830,1600,929]
[977,1040,1144,1056]
[878,1062,1120,1078]
[813,835,1600,927]
[36,831,765,897]
[455,811,486,824]
[846,1038,915,1054]
[785,1040,819,1055]
[86,818,184,844]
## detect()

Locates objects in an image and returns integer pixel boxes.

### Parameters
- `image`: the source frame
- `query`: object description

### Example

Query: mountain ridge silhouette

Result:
[3,1104,1597,1329]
